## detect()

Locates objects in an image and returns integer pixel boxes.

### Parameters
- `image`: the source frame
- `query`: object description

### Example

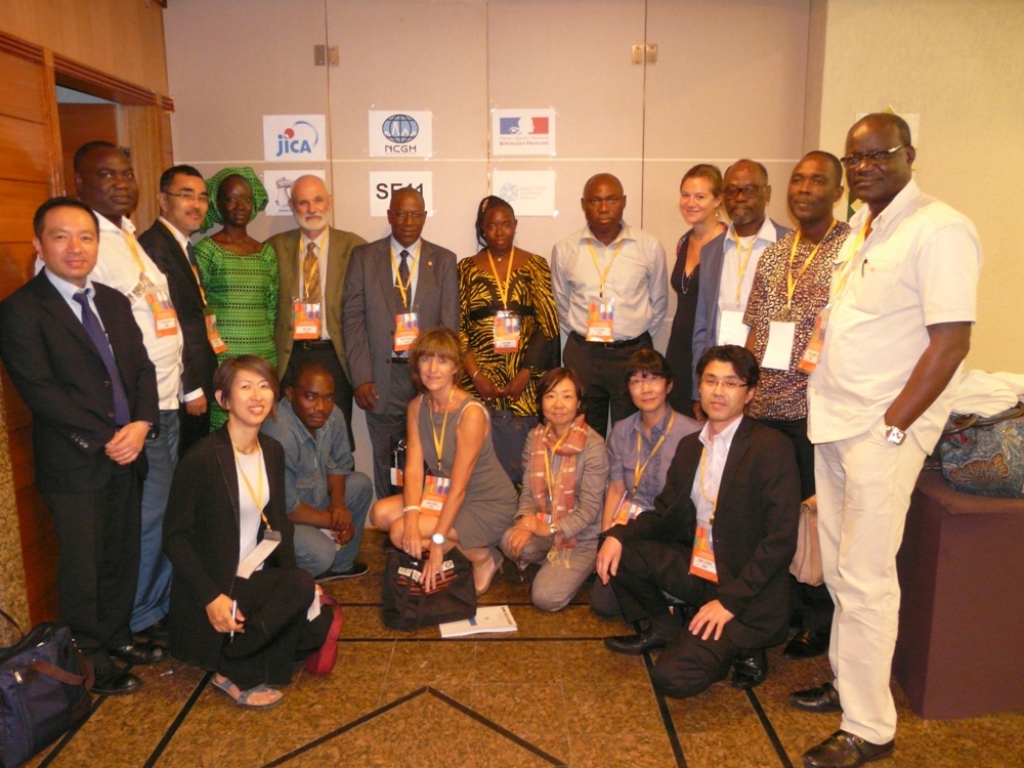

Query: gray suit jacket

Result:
[690,219,791,395]
[342,237,458,407]
[269,226,367,379]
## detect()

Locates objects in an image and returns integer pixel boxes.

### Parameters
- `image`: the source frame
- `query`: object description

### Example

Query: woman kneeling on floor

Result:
[500,368,609,611]
[370,327,518,595]
[163,356,341,709]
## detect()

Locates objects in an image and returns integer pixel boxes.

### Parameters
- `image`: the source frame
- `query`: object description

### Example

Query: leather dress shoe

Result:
[604,628,670,656]
[784,629,830,659]
[134,618,169,649]
[110,643,164,665]
[92,666,142,695]
[790,681,842,713]
[802,730,894,767]
[731,648,768,689]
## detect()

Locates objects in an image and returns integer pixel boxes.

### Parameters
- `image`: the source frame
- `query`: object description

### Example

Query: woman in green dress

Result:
[459,196,559,484]
[195,167,279,430]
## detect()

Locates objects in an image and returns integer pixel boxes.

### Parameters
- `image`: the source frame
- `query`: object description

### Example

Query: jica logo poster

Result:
[263,115,327,162]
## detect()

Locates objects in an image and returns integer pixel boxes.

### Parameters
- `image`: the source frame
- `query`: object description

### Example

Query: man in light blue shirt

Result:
[261,362,372,580]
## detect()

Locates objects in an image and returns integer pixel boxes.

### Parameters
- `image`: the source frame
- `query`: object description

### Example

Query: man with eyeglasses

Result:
[598,345,800,700]
[794,113,981,768]
[139,165,218,456]
[552,173,668,438]
[343,186,458,500]
[73,142,187,660]
[742,151,850,662]
[691,160,790,417]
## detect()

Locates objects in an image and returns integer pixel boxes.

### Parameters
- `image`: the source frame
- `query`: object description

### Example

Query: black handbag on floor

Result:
[381,547,476,630]
[0,610,93,768]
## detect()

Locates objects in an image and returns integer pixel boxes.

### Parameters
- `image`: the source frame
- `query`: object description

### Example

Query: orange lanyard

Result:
[731,235,756,305]
[392,244,421,309]
[698,447,718,523]
[543,428,571,502]
[786,221,837,308]
[631,412,675,495]
[831,223,869,302]
[427,388,455,472]
[587,239,624,300]
[486,247,516,309]
[233,444,270,528]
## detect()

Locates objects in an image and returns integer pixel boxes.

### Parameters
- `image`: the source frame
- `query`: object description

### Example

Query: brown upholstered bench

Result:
[893,469,1024,719]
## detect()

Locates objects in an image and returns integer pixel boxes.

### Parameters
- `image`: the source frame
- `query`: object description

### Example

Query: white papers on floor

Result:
[439,605,518,638]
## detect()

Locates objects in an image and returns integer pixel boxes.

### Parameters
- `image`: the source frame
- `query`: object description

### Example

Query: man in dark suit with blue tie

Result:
[342,187,458,500]
[0,198,160,695]
[139,165,218,456]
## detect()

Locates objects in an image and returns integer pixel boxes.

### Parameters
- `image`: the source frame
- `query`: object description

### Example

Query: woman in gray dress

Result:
[369,327,517,594]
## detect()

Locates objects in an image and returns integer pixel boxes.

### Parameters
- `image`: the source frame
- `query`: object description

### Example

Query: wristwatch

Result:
[548,523,557,537]
[431,532,446,545]
[885,425,906,446]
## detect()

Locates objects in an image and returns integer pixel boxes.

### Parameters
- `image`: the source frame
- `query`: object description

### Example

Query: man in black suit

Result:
[342,187,458,500]
[0,198,160,695]
[139,165,218,456]
[597,345,800,698]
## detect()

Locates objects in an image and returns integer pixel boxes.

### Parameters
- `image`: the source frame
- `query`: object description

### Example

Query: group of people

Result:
[0,111,981,768]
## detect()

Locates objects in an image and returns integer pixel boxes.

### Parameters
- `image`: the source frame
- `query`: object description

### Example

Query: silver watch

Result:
[885,425,906,446]
[431,532,446,545]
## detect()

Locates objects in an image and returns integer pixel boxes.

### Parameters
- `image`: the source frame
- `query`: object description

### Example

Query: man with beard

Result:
[691,160,790,414]
[270,175,367,445]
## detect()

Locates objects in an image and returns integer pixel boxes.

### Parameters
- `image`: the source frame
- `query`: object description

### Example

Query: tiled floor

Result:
[26,530,1024,768]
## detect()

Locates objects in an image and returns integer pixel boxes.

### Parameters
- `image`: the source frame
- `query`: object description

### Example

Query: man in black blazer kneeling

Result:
[597,345,800,698]
[0,198,159,695]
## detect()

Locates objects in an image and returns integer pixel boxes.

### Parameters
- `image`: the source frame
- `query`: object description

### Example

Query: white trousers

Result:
[814,423,927,744]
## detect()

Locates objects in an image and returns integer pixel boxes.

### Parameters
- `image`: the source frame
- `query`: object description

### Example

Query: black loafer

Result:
[92,666,142,695]
[784,629,830,659]
[790,681,842,713]
[802,730,894,767]
[110,643,164,665]
[604,628,670,656]
[731,648,768,689]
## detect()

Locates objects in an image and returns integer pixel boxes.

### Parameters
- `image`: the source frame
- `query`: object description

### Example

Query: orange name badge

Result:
[146,292,179,337]
[204,309,229,354]
[421,475,450,516]
[394,312,420,352]
[586,299,615,341]
[292,300,322,340]
[797,305,831,374]
[493,310,521,353]
[689,524,718,583]
[612,491,645,527]
[390,466,404,488]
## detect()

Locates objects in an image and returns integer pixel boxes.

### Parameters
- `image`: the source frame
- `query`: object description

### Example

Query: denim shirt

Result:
[606,407,700,509]
[260,399,354,515]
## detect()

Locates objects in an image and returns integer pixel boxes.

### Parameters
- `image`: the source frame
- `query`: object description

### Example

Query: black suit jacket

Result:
[139,220,218,399]
[163,428,297,670]
[0,272,159,491]
[608,416,800,647]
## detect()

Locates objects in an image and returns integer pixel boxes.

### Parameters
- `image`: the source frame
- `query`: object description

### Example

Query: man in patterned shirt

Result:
[742,151,849,662]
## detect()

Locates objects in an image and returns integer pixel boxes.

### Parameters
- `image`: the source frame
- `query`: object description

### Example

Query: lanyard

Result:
[123,228,148,276]
[233,444,270,529]
[486,247,516,309]
[831,223,870,302]
[786,221,837,308]
[427,388,455,472]
[392,244,422,309]
[631,412,675,495]
[731,234,757,305]
[587,239,624,300]
[698,447,718,523]
[542,428,571,503]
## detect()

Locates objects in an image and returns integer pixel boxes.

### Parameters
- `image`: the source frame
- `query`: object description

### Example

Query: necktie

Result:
[185,241,198,269]
[73,291,131,426]
[303,242,322,303]
[395,250,410,312]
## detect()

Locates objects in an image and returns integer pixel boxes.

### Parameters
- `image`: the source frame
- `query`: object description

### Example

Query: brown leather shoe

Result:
[802,730,894,767]
[790,681,842,713]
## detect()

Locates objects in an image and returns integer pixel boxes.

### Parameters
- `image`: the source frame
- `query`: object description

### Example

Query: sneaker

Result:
[315,561,369,582]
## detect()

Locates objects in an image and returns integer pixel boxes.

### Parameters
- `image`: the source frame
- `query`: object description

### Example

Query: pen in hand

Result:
[229,599,238,642]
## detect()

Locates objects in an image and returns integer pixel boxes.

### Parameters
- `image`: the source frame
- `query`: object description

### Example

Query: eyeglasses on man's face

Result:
[839,145,906,169]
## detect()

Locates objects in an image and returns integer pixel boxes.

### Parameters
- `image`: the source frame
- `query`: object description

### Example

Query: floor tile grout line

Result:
[339,635,618,643]
[141,670,214,768]
[641,647,688,768]
[259,686,431,767]
[427,687,568,767]
[745,688,795,768]
[36,687,109,767]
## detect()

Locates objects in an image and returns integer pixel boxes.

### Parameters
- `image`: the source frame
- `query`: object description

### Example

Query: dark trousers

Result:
[365,362,417,500]
[178,400,211,458]
[43,469,141,665]
[563,331,652,439]
[610,538,741,698]
[761,417,834,633]
[280,344,356,449]
[218,567,330,690]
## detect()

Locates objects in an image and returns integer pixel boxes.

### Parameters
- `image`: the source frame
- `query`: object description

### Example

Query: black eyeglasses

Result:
[840,145,906,169]
[723,185,764,200]
[165,190,210,204]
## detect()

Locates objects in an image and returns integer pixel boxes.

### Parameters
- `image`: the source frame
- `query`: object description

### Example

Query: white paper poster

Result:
[491,109,556,156]
[262,170,327,217]
[369,111,433,158]
[263,115,326,162]
[492,170,556,217]
[369,172,433,217]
